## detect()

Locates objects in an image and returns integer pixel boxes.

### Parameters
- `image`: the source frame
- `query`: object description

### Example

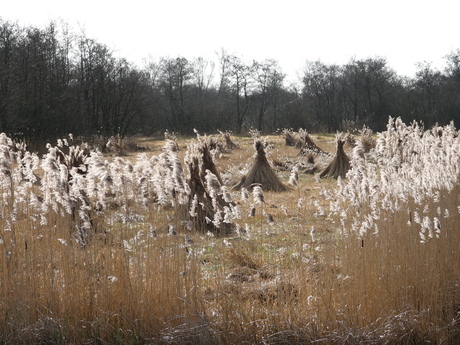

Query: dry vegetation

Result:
[1,118,460,344]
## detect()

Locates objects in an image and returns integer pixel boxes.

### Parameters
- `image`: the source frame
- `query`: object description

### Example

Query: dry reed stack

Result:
[296,129,328,156]
[198,137,224,185]
[101,134,128,156]
[281,128,297,146]
[164,130,180,151]
[150,136,237,235]
[359,126,376,152]
[186,156,217,231]
[320,134,351,179]
[185,140,236,235]
[106,133,229,236]
[219,130,238,150]
[233,138,289,192]
[344,131,356,147]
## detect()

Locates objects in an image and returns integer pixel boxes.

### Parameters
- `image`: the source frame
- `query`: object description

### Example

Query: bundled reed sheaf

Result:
[359,125,376,152]
[219,130,238,150]
[185,139,238,235]
[281,128,297,146]
[233,137,289,192]
[296,128,328,156]
[198,137,223,184]
[164,130,180,151]
[344,131,356,147]
[319,133,350,179]
[102,134,128,156]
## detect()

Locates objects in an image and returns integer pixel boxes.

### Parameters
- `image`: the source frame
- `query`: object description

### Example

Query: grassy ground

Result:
[1,128,459,344]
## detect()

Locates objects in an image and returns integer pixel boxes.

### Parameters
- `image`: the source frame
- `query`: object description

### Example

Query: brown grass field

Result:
[1,122,460,344]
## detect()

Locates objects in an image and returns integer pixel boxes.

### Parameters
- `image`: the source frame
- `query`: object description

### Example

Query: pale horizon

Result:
[2,0,459,82]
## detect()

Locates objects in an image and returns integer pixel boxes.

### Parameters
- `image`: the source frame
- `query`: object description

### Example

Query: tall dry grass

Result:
[316,118,460,342]
[0,121,459,344]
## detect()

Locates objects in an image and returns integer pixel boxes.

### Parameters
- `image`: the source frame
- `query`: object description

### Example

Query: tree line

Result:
[1,19,460,149]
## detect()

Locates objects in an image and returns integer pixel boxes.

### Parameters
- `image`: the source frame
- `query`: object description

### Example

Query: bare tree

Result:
[252,59,285,132]
[158,57,193,132]
[302,61,342,132]
[0,21,19,133]
[443,50,460,124]
[340,58,397,129]
[193,56,215,91]
[411,62,444,125]
[190,57,216,130]
[219,52,252,134]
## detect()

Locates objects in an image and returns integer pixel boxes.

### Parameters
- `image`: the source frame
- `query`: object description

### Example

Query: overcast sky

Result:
[2,0,459,83]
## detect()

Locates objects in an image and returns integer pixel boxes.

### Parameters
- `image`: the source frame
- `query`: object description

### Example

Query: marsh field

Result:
[1,117,460,344]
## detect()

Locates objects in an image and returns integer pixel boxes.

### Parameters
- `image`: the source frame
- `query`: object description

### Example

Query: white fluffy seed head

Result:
[252,185,264,204]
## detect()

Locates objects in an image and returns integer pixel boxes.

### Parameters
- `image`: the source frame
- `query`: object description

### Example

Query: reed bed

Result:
[0,119,459,344]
